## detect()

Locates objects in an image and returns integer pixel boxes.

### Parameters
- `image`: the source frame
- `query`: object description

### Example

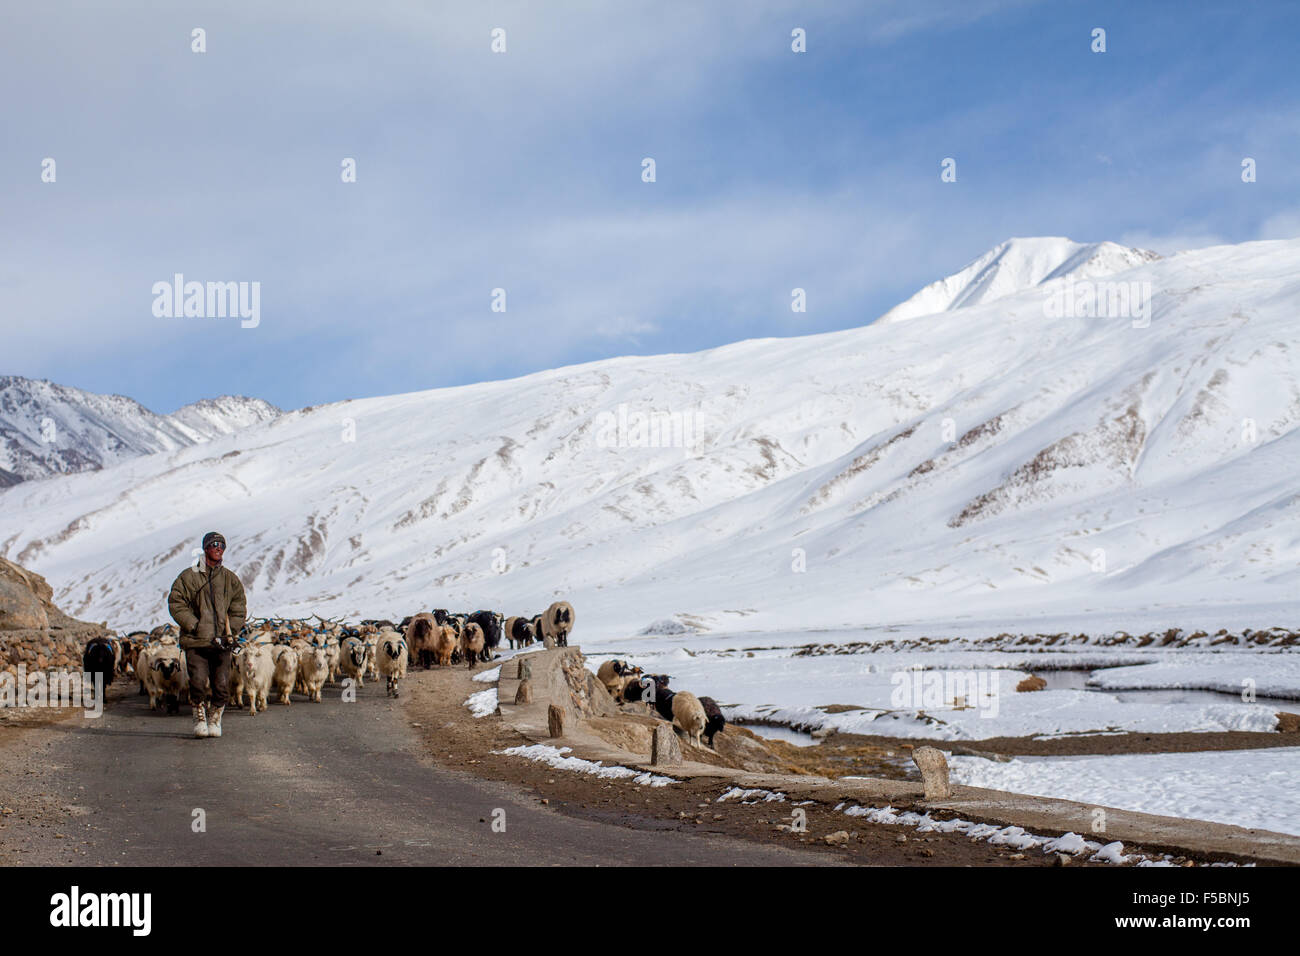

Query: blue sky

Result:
[3,0,1298,413]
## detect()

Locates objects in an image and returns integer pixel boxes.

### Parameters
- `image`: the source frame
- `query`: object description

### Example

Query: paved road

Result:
[8,684,830,867]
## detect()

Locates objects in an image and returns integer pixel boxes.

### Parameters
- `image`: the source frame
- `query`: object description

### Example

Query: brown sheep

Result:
[596,659,642,701]
[433,625,458,666]
[407,613,437,669]
[461,622,486,668]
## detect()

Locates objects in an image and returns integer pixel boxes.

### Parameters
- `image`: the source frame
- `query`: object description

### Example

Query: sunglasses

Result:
[204,542,226,551]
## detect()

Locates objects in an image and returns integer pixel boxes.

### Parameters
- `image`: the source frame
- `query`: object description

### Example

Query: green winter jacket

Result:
[168,563,248,650]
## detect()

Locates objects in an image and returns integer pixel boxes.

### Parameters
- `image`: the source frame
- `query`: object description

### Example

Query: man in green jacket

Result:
[168,531,247,739]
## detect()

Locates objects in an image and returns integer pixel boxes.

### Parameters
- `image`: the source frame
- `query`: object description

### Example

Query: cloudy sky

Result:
[3,0,1297,413]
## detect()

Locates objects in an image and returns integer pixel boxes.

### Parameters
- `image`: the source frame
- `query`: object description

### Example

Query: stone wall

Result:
[0,557,112,676]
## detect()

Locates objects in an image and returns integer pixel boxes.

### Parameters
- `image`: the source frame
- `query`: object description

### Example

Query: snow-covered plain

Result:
[584,639,1295,739]
[950,749,1300,837]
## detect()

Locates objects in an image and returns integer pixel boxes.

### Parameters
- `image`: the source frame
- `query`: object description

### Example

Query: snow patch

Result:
[838,804,1231,867]
[494,744,676,786]
[717,787,786,803]
[464,687,498,718]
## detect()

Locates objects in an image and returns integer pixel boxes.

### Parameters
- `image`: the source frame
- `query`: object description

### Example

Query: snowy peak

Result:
[0,377,280,484]
[878,237,1160,324]
[168,396,281,442]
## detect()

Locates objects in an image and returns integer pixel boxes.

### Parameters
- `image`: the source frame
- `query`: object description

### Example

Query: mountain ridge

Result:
[0,376,280,484]
[2,237,1297,638]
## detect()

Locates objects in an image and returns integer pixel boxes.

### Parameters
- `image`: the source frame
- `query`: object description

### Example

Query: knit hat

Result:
[201,531,227,550]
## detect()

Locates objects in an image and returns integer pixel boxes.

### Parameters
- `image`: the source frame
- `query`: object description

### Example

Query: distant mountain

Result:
[168,396,283,441]
[2,237,1298,638]
[0,377,280,484]
[877,237,1160,324]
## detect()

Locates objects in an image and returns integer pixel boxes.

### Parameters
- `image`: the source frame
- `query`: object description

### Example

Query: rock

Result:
[515,679,533,705]
[895,833,907,843]
[0,571,49,632]
[1276,711,1300,733]
[517,659,532,681]
[547,703,564,738]
[543,635,556,650]
[1054,852,1071,866]
[1016,675,1047,693]
[651,723,681,765]
[912,745,953,800]
[823,830,850,846]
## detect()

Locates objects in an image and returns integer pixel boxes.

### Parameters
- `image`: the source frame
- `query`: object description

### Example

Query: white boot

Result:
[192,702,209,738]
[207,705,224,738]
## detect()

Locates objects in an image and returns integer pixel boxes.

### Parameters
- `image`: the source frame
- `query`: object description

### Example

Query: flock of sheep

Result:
[81,602,729,757]
[87,600,578,714]
[595,660,727,750]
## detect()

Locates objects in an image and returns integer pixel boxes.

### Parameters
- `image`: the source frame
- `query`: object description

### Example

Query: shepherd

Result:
[168,531,248,739]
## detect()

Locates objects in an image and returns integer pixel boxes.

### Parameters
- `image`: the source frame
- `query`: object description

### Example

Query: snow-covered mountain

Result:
[2,237,1298,638]
[0,377,280,485]
[877,237,1160,324]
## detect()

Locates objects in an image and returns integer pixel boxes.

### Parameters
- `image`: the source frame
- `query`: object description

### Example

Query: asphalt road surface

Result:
[3,683,832,867]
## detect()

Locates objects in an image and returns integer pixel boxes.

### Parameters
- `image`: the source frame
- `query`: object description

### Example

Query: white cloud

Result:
[1257,209,1300,241]
[592,316,660,344]
[1117,229,1228,257]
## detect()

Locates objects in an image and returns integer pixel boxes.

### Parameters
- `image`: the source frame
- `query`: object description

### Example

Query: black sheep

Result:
[509,616,535,647]
[82,637,116,703]
[652,686,676,721]
[698,696,726,746]
[622,672,668,704]
[468,610,504,662]
[622,676,646,702]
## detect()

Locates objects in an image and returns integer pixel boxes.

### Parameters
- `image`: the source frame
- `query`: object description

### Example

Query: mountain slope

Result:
[1,238,1298,638]
[877,237,1160,324]
[0,377,280,483]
